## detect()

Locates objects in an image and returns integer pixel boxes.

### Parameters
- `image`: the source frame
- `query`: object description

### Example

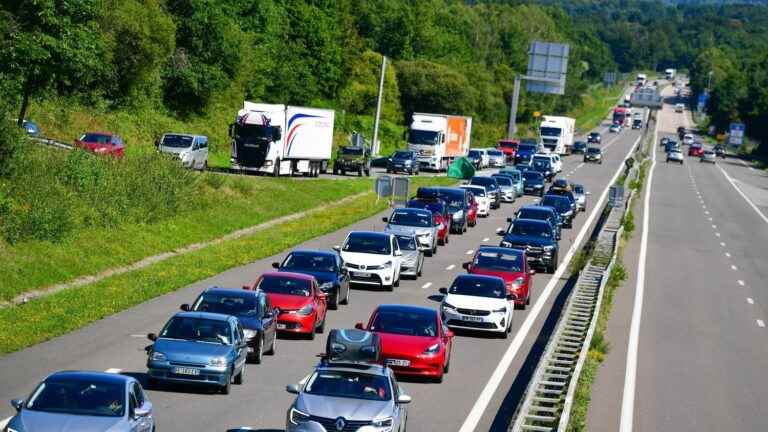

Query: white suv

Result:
[336,232,403,291]
[440,274,514,337]
[459,185,490,216]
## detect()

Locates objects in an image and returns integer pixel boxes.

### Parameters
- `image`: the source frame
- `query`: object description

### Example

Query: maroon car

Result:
[74,132,125,157]
[463,246,534,309]
[497,139,519,163]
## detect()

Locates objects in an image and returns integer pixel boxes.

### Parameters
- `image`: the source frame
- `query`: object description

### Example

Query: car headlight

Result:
[372,417,394,428]
[493,307,507,313]
[150,351,166,362]
[452,210,464,220]
[297,303,314,316]
[512,277,525,288]
[289,407,311,425]
[208,357,227,368]
[442,302,456,310]
[243,329,258,340]
[319,282,334,292]
[423,343,440,355]
[500,241,512,247]
[534,184,543,188]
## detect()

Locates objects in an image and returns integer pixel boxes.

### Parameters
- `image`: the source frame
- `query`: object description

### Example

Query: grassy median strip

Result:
[0,177,453,354]
[573,83,626,132]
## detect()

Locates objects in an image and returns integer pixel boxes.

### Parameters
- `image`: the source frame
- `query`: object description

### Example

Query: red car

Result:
[74,132,125,157]
[466,192,479,227]
[357,304,453,382]
[688,143,704,157]
[497,139,519,163]
[246,272,327,339]
[407,197,450,245]
[463,246,534,309]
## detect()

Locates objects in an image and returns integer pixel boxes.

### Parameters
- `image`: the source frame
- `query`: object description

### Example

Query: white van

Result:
[534,153,562,173]
[158,133,209,170]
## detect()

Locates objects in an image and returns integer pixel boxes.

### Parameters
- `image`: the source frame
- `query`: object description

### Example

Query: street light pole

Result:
[507,74,522,139]
[371,55,387,156]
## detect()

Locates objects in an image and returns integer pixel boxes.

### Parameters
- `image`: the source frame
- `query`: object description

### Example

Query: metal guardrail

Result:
[30,136,73,150]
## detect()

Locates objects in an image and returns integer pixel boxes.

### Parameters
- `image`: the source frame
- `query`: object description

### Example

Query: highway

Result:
[0,121,644,431]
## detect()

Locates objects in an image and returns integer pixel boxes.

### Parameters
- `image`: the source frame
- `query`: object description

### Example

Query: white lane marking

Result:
[712,224,717,229]
[619,121,658,432]
[747,297,754,305]
[131,334,146,338]
[708,217,713,221]
[446,264,455,271]
[720,242,726,247]
[705,211,710,215]
[738,280,745,286]
[715,232,721,237]
[466,249,475,255]
[716,164,768,225]
[758,320,766,328]
[482,237,490,242]
[461,132,644,432]
[421,282,433,290]
[577,162,585,169]
[702,205,707,209]
[105,368,122,374]
[738,159,756,171]
[0,417,10,429]
[725,252,731,258]
[731,265,738,271]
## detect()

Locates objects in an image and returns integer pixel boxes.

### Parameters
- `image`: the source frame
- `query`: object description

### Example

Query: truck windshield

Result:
[540,127,561,137]
[408,130,439,145]
[341,147,364,155]
[161,134,194,148]
[235,124,270,143]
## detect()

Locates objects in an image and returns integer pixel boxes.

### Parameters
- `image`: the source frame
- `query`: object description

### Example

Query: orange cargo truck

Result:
[406,113,472,171]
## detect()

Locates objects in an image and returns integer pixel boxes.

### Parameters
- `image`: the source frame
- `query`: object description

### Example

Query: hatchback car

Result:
[490,175,517,202]
[337,231,403,290]
[407,197,450,245]
[572,140,587,154]
[609,123,621,133]
[464,247,534,309]
[521,171,546,196]
[74,132,126,157]
[495,169,524,197]
[395,234,424,279]
[714,145,726,158]
[274,249,350,309]
[469,176,501,208]
[584,147,603,164]
[146,312,248,394]
[667,150,684,164]
[357,304,453,382]
[248,272,328,339]
[700,150,716,164]
[383,208,438,255]
[387,150,420,175]
[689,143,704,157]
[6,371,155,432]
[441,274,513,336]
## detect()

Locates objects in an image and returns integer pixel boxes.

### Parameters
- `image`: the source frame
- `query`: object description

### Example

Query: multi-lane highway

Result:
[0,119,644,431]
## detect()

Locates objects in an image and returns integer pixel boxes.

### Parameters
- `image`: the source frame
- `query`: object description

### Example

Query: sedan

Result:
[273,249,349,309]
[584,147,603,164]
[609,123,621,133]
[541,194,575,228]
[358,304,454,383]
[248,272,327,339]
[587,132,602,144]
[688,143,704,157]
[700,150,717,164]
[486,149,506,168]
[440,274,514,336]
[490,175,517,202]
[74,132,125,157]
[666,150,684,164]
[383,208,438,255]
[6,371,155,432]
[395,234,424,279]
[464,247,534,309]
[521,171,546,196]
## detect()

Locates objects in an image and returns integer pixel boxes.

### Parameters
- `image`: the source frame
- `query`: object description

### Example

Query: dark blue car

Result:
[521,171,545,196]
[497,218,559,273]
[274,249,349,309]
[417,187,469,234]
[514,205,562,240]
[541,194,575,228]
[387,150,420,175]
[515,143,538,165]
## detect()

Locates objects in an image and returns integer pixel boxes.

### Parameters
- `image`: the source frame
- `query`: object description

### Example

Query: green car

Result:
[333,146,371,176]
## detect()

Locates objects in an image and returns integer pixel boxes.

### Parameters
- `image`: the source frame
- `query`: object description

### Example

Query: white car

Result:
[440,274,513,337]
[533,152,562,174]
[469,148,490,168]
[675,103,685,113]
[486,149,506,168]
[666,150,684,164]
[609,123,622,133]
[459,185,490,216]
[383,208,438,255]
[336,231,403,290]
[683,134,694,146]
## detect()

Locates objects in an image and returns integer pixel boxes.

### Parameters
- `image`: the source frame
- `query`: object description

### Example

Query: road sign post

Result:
[728,123,745,148]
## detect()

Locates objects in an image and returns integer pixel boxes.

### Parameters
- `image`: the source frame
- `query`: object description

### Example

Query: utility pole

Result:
[507,74,522,139]
[707,70,713,91]
[371,55,387,156]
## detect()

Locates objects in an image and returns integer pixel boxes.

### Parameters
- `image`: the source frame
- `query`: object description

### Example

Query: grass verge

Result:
[0,177,453,354]
[572,83,626,132]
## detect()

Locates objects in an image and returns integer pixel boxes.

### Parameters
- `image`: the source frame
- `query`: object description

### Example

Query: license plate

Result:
[352,272,371,278]
[173,367,200,376]
[461,315,484,322]
[386,359,411,367]
[277,323,287,330]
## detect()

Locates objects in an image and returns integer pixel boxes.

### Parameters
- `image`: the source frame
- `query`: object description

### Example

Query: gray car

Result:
[572,184,589,212]
[394,234,424,278]
[383,208,438,256]
[6,371,155,432]
[491,175,517,203]
[286,363,410,432]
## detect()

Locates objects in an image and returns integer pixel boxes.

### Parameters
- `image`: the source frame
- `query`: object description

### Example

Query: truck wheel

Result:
[333,165,338,175]
[320,160,328,174]
[273,158,281,177]
[341,167,346,176]
[358,166,363,176]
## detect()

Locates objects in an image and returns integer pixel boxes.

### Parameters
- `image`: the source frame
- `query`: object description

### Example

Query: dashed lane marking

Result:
[738,280,745,286]
[731,264,738,271]
[446,264,455,271]
[466,249,475,255]
[482,237,490,242]
[747,298,754,305]
[421,282,432,290]
[758,320,766,328]
[725,252,731,258]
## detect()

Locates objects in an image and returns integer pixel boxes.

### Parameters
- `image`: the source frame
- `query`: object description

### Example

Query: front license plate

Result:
[461,315,484,322]
[352,272,371,278]
[173,367,200,376]
[386,359,411,367]
[276,323,287,330]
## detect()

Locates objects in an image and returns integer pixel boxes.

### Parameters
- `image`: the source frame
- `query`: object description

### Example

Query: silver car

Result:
[157,133,209,170]
[491,175,517,202]
[486,149,506,167]
[700,150,716,164]
[666,150,684,164]
[572,183,589,212]
[394,234,424,278]
[286,363,411,432]
[6,371,155,432]
[383,208,438,256]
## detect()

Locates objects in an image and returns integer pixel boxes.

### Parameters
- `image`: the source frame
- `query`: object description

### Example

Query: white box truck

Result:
[229,103,334,176]
[539,115,575,155]
[665,68,676,80]
[407,113,472,171]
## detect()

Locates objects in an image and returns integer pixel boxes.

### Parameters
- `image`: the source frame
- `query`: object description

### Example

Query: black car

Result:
[273,250,350,309]
[497,218,559,273]
[714,145,727,158]
[182,287,277,363]
[664,140,679,153]
[387,150,420,175]
[587,132,602,144]
[573,140,588,154]
[584,147,603,164]
[541,194,575,228]
[513,205,562,240]
[521,171,546,196]
[417,187,469,234]
[469,176,501,208]
[467,149,484,169]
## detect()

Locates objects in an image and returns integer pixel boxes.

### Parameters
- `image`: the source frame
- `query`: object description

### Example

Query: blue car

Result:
[6,371,155,432]
[274,249,350,309]
[514,205,562,240]
[515,143,538,165]
[497,218,559,273]
[541,194,575,228]
[146,311,248,394]
[521,171,545,196]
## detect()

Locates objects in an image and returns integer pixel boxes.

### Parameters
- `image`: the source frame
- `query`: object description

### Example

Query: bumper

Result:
[384,353,446,377]
[389,163,416,172]
[500,191,516,202]
[418,157,442,170]
[400,263,419,276]
[276,312,316,334]
[443,309,508,333]
[416,235,434,251]
[524,186,544,195]
[478,204,490,216]
[347,267,396,286]
[147,362,229,386]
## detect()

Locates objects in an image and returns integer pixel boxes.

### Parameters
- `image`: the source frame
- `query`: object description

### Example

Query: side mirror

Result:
[382,217,389,223]
[11,398,23,412]
[506,217,513,223]
[438,287,448,295]
[529,269,536,275]
[271,262,280,269]
[333,245,341,252]
[180,304,190,311]
[318,292,328,299]
[394,250,402,257]
[133,404,151,418]
[354,322,365,330]
[147,333,157,342]
[242,285,250,290]
[398,394,413,404]
[286,384,300,394]
[496,228,505,236]
[462,262,471,270]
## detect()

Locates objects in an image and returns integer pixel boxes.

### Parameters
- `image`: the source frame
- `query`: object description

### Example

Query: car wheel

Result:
[147,377,160,389]
[445,233,449,244]
[432,243,438,255]
[417,259,423,277]
[444,350,451,373]
[434,370,444,384]
[234,365,245,385]
[251,337,263,364]
[341,286,350,305]
[329,289,339,310]
[547,253,558,274]
[527,295,531,306]
[307,321,316,340]
[385,283,394,292]
[316,316,325,334]
[266,333,276,355]
[221,374,232,394]
[394,275,400,287]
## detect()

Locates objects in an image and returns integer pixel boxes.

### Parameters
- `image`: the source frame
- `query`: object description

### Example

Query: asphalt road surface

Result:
[0,120,644,431]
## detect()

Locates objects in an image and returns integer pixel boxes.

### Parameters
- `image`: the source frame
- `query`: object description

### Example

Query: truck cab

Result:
[539,116,575,155]
[407,113,471,171]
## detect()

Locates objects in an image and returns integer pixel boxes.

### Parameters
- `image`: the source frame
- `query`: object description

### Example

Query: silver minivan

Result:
[157,133,209,170]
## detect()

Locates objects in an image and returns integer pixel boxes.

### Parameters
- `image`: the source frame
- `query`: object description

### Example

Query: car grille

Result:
[169,360,207,368]
[308,415,372,432]
[447,319,497,329]
[457,308,491,316]
[346,263,361,269]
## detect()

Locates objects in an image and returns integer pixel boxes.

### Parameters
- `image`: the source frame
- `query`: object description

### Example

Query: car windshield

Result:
[542,196,570,211]
[509,221,551,238]
[193,293,258,316]
[305,371,391,401]
[587,148,601,154]
[344,234,391,255]
[26,378,125,418]
[282,253,337,272]
[494,176,512,186]
[437,192,464,208]
[161,134,194,148]
[518,144,537,153]
[533,159,551,169]
[518,208,550,222]
[370,309,438,337]
[341,147,364,155]
[463,186,485,197]
[160,316,232,344]
[468,150,482,157]
[395,235,418,251]
[473,251,523,273]
[393,151,413,159]
[408,129,439,145]
[80,133,111,144]
[487,150,503,156]
[257,275,311,297]
[575,141,586,147]
[541,127,561,137]
[471,177,497,189]
[390,210,431,227]
[522,171,542,181]
[448,277,506,298]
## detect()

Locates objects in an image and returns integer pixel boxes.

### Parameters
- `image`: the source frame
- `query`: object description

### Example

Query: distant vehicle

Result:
[609,123,622,133]
[714,144,726,158]
[539,115,575,155]
[666,149,684,164]
[541,194,575,228]
[497,219,559,273]
[490,175,517,203]
[660,137,670,147]
[688,143,704,157]
[549,178,572,192]
[441,274,514,334]
[357,304,453,382]
[682,134,694,146]
[497,139,519,162]
[230,103,333,176]
[464,247,535,309]
[469,176,501,209]
[486,149,505,167]
[273,249,350,309]
[6,371,155,432]
[406,197,450,245]
[460,185,491,217]
[395,234,424,278]
[19,119,40,136]
[675,103,685,113]
[515,205,562,240]
[677,127,686,140]
[521,171,546,196]
[613,107,631,127]
[337,231,403,290]
[665,68,676,80]
[700,150,717,164]
[146,312,247,394]
[249,272,328,339]
[383,208,438,256]
[407,113,472,171]
[157,133,209,170]
[515,142,539,165]
[572,184,588,212]
[416,187,470,234]
[573,140,587,154]
[74,132,125,157]
[494,169,524,197]
[466,149,485,169]
[531,155,555,182]
[632,118,643,129]
[387,150,419,175]
[636,73,647,86]
[584,147,603,164]
[334,145,371,176]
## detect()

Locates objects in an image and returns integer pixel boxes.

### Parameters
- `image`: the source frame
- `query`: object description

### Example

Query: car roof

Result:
[391,207,431,216]
[174,311,233,321]
[260,271,316,281]
[46,370,132,385]
[317,362,390,376]
[84,131,114,136]
[520,205,555,214]
[203,287,261,297]
[512,218,550,227]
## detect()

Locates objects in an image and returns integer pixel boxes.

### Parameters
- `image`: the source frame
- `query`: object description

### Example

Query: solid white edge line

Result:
[483,237,490,242]
[0,417,10,429]
[738,280,745,286]
[446,264,455,271]
[747,297,754,304]
[716,164,768,225]
[619,114,658,432]
[458,132,643,432]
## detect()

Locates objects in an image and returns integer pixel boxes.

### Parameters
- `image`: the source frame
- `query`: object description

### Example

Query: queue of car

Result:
[664,128,725,165]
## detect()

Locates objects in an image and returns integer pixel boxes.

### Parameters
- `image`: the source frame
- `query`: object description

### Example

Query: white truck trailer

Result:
[539,115,575,155]
[406,113,472,171]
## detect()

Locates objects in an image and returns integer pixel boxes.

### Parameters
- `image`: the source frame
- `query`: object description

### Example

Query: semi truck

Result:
[407,113,472,171]
[665,68,676,80]
[229,103,334,176]
[539,116,575,155]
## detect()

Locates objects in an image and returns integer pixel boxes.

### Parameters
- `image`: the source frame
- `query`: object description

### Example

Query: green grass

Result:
[0,176,455,354]
[572,83,626,132]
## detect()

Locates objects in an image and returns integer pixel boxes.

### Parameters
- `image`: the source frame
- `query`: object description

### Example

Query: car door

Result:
[390,374,407,431]
[391,236,402,278]
[259,295,276,347]
[128,383,152,432]
[232,321,247,373]
[314,280,327,322]
[440,319,453,364]
[336,255,349,300]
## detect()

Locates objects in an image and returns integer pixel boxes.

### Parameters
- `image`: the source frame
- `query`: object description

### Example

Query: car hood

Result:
[445,294,508,310]
[391,157,412,163]
[400,250,420,265]
[159,146,189,155]
[153,338,232,362]
[265,293,312,311]
[12,411,125,432]
[502,234,554,248]
[297,393,392,422]
[377,332,440,357]
[340,252,393,266]
[469,268,525,283]
[384,225,432,236]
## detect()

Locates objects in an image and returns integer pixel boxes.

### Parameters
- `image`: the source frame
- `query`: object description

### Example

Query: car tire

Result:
[394,275,400,288]
[547,253,558,274]
[266,333,276,355]
[434,371,444,384]
[234,365,245,385]
[221,374,232,394]
[527,295,531,306]
[333,166,339,175]
[432,243,438,255]
[341,287,350,305]
[316,316,325,334]
[329,289,339,310]
[251,337,263,364]
[385,283,394,292]
[417,259,423,277]
[147,377,160,389]
[444,350,451,374]
[307,322,316,340]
